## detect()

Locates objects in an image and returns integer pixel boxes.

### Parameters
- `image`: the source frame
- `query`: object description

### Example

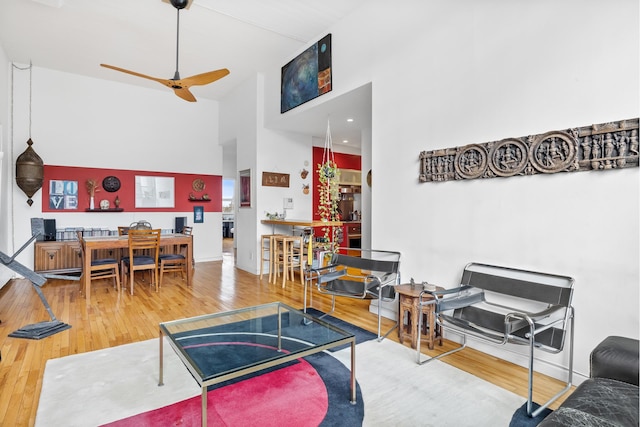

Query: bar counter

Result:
[261,219,343,228]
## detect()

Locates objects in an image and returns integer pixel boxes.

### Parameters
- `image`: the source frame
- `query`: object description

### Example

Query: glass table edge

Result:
[159,302,356,383]
[159,301,353,338]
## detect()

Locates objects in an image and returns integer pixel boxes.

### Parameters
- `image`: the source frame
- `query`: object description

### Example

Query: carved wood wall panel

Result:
[419,118,639,183]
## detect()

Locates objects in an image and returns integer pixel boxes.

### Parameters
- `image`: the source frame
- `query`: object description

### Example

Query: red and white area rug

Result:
[37,338,525,426]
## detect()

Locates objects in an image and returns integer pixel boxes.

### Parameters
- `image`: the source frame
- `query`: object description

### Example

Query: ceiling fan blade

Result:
[100,63,171,86]
[173,87,197,102]
[181,68,230,87]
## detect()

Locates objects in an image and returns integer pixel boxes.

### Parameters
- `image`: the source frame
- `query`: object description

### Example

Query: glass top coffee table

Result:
[159,302,356,427]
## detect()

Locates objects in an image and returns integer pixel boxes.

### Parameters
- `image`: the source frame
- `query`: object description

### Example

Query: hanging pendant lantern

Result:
[15,138,43,206]
[13,62,44,206]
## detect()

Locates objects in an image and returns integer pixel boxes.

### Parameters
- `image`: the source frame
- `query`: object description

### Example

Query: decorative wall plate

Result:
[192,178,205,192]
[102,176,121,192]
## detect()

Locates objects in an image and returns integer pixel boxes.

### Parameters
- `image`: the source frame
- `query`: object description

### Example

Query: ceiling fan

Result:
[100,0,229,102]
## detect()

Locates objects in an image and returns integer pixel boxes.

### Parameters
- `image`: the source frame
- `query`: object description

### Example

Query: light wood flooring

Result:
[0,239,571,426]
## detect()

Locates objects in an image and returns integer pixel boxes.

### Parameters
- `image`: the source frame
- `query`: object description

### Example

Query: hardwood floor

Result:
[0,239,571,426]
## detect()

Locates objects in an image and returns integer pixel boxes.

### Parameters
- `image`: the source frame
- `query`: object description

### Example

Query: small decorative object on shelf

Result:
[102,176,121,192]
[188,192,211,202]
[100,199,110,210]
[114,195,120,208]
[86,179,100,209]
[265,212,282,220]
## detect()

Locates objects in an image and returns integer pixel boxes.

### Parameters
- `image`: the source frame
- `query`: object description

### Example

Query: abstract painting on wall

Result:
[281,34,332,113]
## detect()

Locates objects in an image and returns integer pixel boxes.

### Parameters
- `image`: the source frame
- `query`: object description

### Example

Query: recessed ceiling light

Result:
[342,140,349,143]
[346,118,354,122]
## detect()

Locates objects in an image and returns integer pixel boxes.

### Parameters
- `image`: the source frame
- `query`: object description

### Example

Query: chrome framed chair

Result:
[304,248,401,340]
[76,230,120,294]
[417,262,575,417]
[120,228,161,295]
[158,226,192,288]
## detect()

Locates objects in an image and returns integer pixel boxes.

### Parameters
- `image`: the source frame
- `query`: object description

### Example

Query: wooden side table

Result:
[396,283,443,350]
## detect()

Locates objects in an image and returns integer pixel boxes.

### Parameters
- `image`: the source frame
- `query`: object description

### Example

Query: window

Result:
[222,179,234,213]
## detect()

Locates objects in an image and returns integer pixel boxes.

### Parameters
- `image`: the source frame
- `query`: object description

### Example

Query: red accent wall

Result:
[311,147,361,221]
[42,165,222,213]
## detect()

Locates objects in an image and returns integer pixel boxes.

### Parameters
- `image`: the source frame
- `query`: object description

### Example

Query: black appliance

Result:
[175,216,188,233]
[31,218,56,241]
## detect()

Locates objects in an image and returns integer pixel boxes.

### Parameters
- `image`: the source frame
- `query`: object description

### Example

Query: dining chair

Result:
[158,226,192,288]
[76,230,121,295]
[121,228,161,295]
[116,226,130,259]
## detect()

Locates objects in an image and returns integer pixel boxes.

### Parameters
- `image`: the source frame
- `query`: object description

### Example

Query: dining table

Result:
[82,233,193,303]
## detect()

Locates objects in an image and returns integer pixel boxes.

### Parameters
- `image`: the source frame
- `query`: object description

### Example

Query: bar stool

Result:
[275,235,305,288]
[259,234,283,283]
[270,235,287,286]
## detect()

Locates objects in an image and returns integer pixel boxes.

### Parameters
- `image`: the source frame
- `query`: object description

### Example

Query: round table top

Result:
[395,283,444,298]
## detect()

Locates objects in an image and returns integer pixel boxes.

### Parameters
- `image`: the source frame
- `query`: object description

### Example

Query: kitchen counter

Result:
[261,219,344,235]
[261,219,343,227]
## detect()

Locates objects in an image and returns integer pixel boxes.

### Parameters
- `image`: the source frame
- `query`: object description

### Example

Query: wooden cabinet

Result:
[34,241,82,274]
[34,238,184,274]
[337,168,361,186]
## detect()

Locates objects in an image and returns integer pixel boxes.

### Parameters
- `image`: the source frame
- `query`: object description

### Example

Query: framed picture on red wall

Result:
[193,206,204,223]
[49,180,78,210]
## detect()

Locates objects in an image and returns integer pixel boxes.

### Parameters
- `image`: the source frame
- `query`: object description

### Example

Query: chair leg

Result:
[154,268,159,292]
[525,308,575,417]
[282,240,290,288]
[120,261,126,293]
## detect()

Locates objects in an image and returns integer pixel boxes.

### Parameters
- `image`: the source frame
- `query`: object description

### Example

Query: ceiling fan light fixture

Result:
[162,0,191,10]
[101,0,229,102]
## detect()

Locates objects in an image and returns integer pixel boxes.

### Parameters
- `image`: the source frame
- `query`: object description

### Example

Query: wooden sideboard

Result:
[34,238,177,274]
[34,240,83,274]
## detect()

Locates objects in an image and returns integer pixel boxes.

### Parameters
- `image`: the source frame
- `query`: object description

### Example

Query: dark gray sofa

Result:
[539,336,639,427]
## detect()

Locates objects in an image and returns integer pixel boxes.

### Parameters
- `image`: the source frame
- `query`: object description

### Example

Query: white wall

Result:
[0,46,13,285]
[220,75,259,273]
[221,74,315,274]
[7,65,224,271]
[261,0,639,383]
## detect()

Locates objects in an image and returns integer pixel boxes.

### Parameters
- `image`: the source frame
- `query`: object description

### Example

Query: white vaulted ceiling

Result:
[0,0,371,146]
